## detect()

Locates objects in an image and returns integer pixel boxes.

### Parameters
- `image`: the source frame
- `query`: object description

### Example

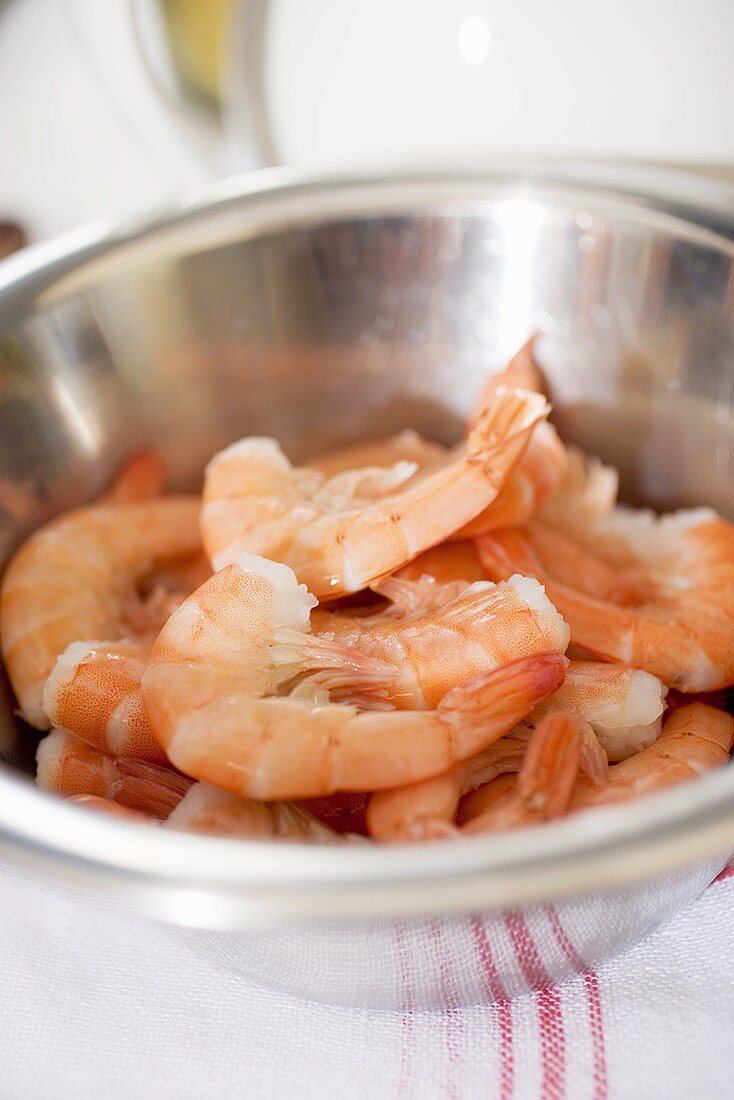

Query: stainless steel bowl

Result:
[1,165,734,1006]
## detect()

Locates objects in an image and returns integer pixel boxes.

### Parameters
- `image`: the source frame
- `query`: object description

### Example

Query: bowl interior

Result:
[0,170,733,914]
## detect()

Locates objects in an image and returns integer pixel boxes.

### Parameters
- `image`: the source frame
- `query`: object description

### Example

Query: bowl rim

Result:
[2,160,734,927]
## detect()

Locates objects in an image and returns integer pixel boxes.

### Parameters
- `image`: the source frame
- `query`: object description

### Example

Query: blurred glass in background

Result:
[1,0,734,240]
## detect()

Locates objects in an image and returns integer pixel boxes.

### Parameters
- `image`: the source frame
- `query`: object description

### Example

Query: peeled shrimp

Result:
[452,337,566,537]
[200,386,549,597]
[310,430,446,477]
[476,522,651,604]
[366,724,533,841]
[66,769,351,842]
[37,728,191,818]
[570,702,734,810]
[452,422,567,538]
[462,712,585,834]
[311,574,570,710]
[0,498,200,727]
[166,781,353,843]
[42,639,167,763]
[140,554,566,799]
[481,508,734,691]
[457,773,518,825]
[538,445,618,537]
[396,541,488,584]
[366,667,625,842]
[100,450,167,504]
[531,660,667,761]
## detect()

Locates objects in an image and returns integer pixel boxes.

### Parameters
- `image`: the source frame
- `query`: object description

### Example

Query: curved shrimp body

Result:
[462,712,585,834]
[477,508,734,691]
[454,337,566,536]
[67,770,350,842]
[37,728,191,818]
[200,386,549,598]
[140,555,567,799]
[100,450,167,504]
[166,781,351,843]
[453,422,567,537]
[366,725,532,842]
[366,661,657,841]
[531,660,667,761]
[0,497,201,727]
[570,702,734,811]
[477,522,651,604]
[312,574,570,710]
[310,430,446,477]
[396,541,488,585]
[538,445,618,538]
[42,639,166,763]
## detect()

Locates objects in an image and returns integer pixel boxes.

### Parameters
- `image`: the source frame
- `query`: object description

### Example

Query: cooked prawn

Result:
[366,724,533,841]
[310,430,446,477]
[311,573,570,709]
[481,508,734,691]
[452,337,567,536]
[366,665,630,842]
[200,386,549,597]
[531,660,667,761]
[37,728,191,818]
[42,639,167,763]
[0,497,200,727]
[457,773,518,825]
[476,522,652,604]
[140,554,566,799]
[166,781,355,842]
[67,773,352,842]
[462,712,585,834]
[396,541,488,584]
[100,450,167,504]
[570,702,734,810]
[538,444,618,537]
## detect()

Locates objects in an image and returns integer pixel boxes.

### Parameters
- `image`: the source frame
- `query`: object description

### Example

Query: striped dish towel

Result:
[1,862,732,1099]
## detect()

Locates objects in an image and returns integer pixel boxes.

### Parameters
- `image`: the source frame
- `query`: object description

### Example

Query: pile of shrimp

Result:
[2,336,733,846]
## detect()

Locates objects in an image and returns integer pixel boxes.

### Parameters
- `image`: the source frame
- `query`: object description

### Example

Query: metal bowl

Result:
[1,165,734,1007]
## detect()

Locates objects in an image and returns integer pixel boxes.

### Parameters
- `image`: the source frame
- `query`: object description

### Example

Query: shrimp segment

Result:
[570,703,734,810]
[312,574,570,709]
[200,387,550,597]
[140,555,566,799]
[310,430,446,477]
[42,640,167,763]
[366,725,532,842]
[453,422,567,537]
[100,450,167,504]
[366,660,658,841]
[68,778,351,843]
[396,541,488,584]
[531,660,667,761]
[166,782,352,843]
[455,337,566,536]
[0,498,200,727]
[37,729,191,818]
[477,509,734,691]
[462,712,584,833]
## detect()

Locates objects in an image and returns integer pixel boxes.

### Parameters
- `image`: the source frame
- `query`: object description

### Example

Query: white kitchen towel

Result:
[0,863,732,1099]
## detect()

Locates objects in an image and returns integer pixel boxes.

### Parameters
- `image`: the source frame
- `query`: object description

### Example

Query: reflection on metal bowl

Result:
[0,165,733,1006]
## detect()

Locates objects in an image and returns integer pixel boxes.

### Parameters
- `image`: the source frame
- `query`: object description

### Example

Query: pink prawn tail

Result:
[475,528,547,583]
[518,710,583,818]
[469,336,544,430]
[468,387,550,492]
[438,653,568,759]
[100,450,168,504]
